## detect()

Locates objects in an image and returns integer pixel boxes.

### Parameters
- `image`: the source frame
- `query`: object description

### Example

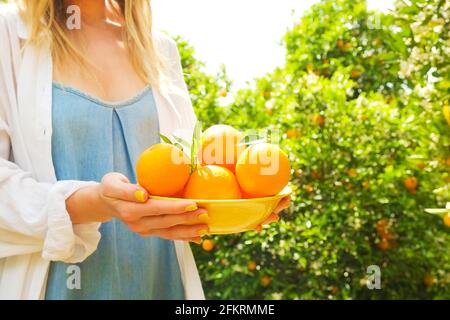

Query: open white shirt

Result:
[0,3,204,299]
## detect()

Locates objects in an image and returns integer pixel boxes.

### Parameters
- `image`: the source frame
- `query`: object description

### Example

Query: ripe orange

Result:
[313,114,325,126]
[136,143,190,197]
[235,143,291,197]
[311,170,321,180]
[446,156,450,166]
[347,168,357,177]
[351,69,361,79]
[287,129,300,138]
[184,165,242,200]
[377,238,391,251]
[423,273,436,287]
[404,176,418,191]
[443,213,450,227]
[416,162,427,170]
[202,239,215,252]
[201,124,243,173]
[247,261,257,271]
[260,275,271,287]
[305,184,314,193]
[362,180,370,189]
[375,219,387,233]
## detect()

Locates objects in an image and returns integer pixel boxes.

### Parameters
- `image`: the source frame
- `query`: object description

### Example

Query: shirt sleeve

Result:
[0,7,102,263]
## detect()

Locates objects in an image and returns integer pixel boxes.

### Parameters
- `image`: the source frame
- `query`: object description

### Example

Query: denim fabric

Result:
[45,83,185,300]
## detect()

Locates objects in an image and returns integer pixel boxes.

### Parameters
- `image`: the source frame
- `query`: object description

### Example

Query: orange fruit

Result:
[247,261,257,271]
[446,156,450,166]
[351,69,361,78]
[136,143,190,197]
[260,275,271,287]
[443,212,450,227]
[235,143,291,197]
[423,273,436,287]
[201,124,243,173]
[404,176,418,191]
[287,129,300,138]
[416,162,427,170]
[362,180,370,189]
[377,238,391,251]
[311,170,321,180]
[313,114,325,126]
[337,39,344,49]
[184,165,242,200]
[305,184,314,193]
[376,219,387,234]
[202,239,215,252]
[347,168,357,177]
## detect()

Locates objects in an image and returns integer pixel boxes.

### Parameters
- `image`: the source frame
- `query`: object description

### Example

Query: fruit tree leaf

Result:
[159,133,173,145]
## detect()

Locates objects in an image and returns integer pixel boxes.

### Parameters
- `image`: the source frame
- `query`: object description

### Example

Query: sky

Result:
[153,0,394,89]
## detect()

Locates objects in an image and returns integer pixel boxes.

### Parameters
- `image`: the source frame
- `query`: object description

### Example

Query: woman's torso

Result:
[45,83,185,299]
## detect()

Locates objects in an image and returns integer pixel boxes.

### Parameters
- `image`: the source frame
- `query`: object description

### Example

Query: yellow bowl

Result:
[149,186,292,235]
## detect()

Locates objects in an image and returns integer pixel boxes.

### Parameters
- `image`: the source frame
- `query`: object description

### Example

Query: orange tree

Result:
[179,0,450,299]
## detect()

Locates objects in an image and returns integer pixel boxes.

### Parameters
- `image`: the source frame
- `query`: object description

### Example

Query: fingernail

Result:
[197,229,209,236]
[185,204,198,212]
[197,213,210,223]
[190,239,202,244]
[255,225,263,233]
[134,190,146,202]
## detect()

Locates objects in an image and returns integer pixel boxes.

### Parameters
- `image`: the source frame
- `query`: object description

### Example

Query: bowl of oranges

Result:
[136,124,292,235]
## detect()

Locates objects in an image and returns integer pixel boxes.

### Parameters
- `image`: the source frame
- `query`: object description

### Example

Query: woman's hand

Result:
[66,172,209,243]
[254,196,291,232]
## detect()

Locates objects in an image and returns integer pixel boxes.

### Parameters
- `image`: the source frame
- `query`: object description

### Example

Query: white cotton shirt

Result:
[0,3,204,300]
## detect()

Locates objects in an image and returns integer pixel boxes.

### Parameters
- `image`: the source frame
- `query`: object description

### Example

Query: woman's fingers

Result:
[119,199,199,222]
[138,224,209,240]
[127,208,209,232]
[100,172,148,203]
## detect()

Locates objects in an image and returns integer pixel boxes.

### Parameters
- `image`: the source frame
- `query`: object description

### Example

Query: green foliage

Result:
[178,0,450,299]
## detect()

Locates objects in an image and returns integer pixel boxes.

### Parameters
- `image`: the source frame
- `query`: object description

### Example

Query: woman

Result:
[0,0,289,299]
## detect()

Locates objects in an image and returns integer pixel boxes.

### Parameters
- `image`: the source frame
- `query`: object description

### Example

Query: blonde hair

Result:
[18,0,165,88]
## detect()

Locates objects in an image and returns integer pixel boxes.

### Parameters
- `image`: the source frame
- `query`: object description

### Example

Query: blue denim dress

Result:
[45,83,185,300]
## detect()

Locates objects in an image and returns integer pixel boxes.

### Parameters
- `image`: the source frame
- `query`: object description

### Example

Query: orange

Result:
[362,180,370,189]
[184,165,242,200]
[202,239,215,252]
[347,168,357,177]
[377,238,391,251]
[136,143,190,197]
[404,176,418,191]
[416,162,427,170]
[313,114,325,126]
[351,69,361,78]
[201,124,243,173]
[235,143,291,197]
[260,275,271,287]
[443,213,450,227]
[287,129,300,138]
[423,273,436,287]
[247,261,257,271]
[305,184,314,193]
[375,219,387,234]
